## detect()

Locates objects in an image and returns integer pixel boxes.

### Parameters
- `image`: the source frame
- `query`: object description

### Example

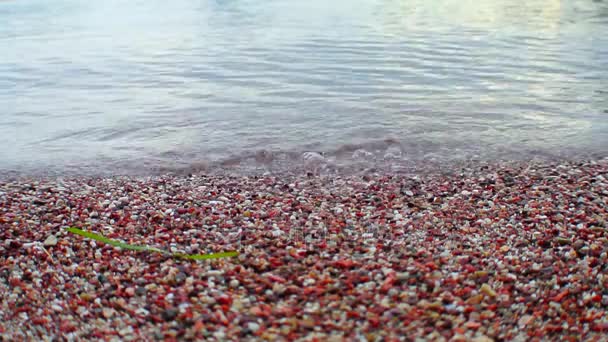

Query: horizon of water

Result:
[1,0,607,176]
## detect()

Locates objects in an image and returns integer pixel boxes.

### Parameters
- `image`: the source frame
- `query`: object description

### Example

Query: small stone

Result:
[473,271,488,279]
[162,308,179,321]
[273,283,286,295]
[303,278,316,286]
[480,283,496,297]
[573,239,586,250]
[518,315,534,328]
[466,294,484,305]
[247,322,260,332]
[102,308,114,318]
[300,318,316,329]
[97,274,108,283]
[396,272,409,281]
[43,235,58,247]
[125,287,135,297]
[206,270,224,277]
[451,334,468,342]
[80,293,94,301]
[465,321,481,329]
[118,326,134,336]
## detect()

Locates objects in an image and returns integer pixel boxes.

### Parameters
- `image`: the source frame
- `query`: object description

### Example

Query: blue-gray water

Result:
[1,0,607,175]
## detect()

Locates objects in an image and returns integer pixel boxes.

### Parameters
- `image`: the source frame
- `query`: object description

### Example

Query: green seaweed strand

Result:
[66,227,238,260]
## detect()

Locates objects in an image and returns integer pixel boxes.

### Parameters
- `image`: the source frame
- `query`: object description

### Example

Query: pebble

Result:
[247,322,260,333]
[161,309,178,322]
[102,308,114,318]
[303,278,316,286]
[119,326,134,337]
[43,235,58,246]
[518,315,534,328]
[480,284,496,297]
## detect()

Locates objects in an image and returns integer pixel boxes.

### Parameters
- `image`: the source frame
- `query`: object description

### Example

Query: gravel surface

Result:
[1,159,608,341]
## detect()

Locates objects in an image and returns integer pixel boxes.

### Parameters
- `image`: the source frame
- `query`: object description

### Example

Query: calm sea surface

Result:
[1,0,607,175]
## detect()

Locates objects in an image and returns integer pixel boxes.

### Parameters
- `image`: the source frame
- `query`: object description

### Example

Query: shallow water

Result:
[1,0,607,176]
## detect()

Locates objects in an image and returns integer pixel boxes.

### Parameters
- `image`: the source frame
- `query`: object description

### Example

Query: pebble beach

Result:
[1,159,608,341]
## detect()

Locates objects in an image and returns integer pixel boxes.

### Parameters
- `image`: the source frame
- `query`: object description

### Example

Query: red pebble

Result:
[545,325,563,333]
[552,289,569,302]
[267,274,286,283]
[465,321,481,329]
[217,295,232,306]
[368,316,380,328]
[8,240,22,249]
[334,259,356,269]
[31,317,48,325]
[193,320,205,332]
[9,277,22,287]
[347,311,360,319]
[125,287,135,297]
[592,322,608,332]
[380,274,396,293]
[59,320,76,333]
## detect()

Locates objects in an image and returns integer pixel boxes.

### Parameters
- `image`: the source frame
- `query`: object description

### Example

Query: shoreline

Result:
[2,150,607,181]
[1,158,608,340]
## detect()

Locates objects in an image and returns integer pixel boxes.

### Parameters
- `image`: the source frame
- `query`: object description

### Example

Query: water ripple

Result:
[0,0,607,176]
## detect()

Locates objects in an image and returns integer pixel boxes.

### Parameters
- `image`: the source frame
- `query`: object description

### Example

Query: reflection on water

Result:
[0,0,607,175]
[379,0,565,33]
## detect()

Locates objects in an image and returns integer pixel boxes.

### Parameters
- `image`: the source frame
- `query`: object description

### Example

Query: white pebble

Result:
[43,235,58,247]
[303,278,316,286]
[247,322,260,332]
